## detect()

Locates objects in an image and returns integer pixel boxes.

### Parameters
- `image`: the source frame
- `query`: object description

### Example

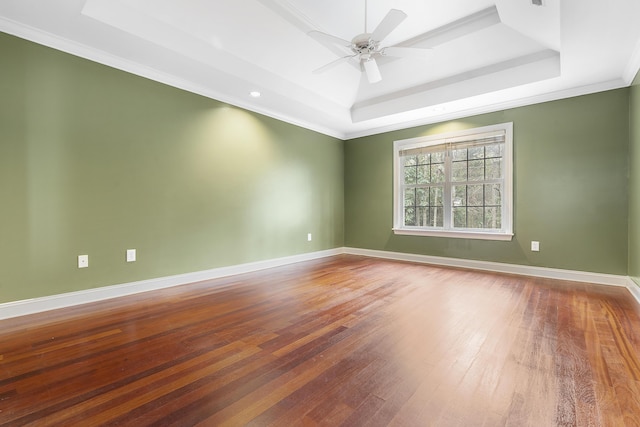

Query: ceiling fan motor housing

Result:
[351,33,379,56]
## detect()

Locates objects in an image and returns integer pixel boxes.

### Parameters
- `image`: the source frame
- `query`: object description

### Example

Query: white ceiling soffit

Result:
[0,0,639,139]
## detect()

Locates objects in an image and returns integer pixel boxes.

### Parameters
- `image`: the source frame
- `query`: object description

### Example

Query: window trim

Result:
[392,122,514,241]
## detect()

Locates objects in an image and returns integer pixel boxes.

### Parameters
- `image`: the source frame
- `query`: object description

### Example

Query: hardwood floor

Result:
[1,255,640,426]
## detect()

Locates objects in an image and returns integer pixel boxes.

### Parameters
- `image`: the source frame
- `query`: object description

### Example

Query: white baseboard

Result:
[627,278,640,304]
[344,247,640,305]
[0,248,343,320]
[3,247,639,320]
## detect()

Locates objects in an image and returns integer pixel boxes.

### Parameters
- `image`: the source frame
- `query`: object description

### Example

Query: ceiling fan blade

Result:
[362,58,382,83]
[382,46,433,58]
[313,54,357,74]
[371,9,407,42]
[308,30,351,49]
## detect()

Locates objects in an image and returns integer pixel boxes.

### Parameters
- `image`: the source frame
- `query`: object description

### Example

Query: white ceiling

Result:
[1,0,640,139]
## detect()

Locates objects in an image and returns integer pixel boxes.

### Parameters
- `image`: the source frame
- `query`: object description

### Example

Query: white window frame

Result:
[393,122,513,241]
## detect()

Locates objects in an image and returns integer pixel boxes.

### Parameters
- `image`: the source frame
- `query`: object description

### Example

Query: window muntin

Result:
[393,123,513,241]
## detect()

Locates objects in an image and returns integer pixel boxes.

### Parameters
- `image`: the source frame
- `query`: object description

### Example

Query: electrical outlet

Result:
[78,254,89,268]
[531,241,540,252]
[126,249,136,262]
[307,233,312,242]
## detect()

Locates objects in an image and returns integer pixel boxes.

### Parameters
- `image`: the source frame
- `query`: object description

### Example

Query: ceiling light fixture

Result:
[250,91,261,98]
[308,0,431,84]
[362,57,382,83]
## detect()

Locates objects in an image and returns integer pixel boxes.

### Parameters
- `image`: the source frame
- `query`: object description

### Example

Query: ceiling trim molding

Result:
[255,0,317,32]
[344,78,627,140]
[351,49,560,123]
[80,0,352,136]
[623,38,640,85]
[398,6,501,48]
[0,16,346,140]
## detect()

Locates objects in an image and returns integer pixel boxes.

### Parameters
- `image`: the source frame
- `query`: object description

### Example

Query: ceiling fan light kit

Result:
[363,57,382,83]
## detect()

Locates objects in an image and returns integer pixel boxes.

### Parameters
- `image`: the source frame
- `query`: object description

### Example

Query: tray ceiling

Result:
[1,0,639,139]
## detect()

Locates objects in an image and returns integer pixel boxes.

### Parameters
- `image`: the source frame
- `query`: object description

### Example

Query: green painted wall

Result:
[629,72,640,284]
[345,90,630,275]
[1,29,636,305]
[0,33,344,303]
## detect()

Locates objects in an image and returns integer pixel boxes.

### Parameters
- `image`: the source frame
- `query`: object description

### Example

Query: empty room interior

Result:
[2,0,640,425]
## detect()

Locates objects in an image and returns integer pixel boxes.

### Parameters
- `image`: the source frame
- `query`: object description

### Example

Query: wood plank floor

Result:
[1,255,640,426]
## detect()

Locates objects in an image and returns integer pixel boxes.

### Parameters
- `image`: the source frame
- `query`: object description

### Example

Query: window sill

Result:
[392,228,514,241]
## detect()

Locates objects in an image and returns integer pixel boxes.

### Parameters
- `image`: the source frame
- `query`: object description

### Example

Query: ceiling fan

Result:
[308,1,431,84]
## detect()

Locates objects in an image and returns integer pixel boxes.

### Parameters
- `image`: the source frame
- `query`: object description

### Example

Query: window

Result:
[393,123,513,241]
